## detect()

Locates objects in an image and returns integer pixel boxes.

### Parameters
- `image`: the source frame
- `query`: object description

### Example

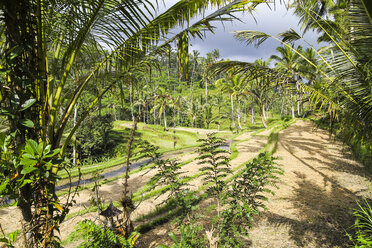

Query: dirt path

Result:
[248,120,371,247]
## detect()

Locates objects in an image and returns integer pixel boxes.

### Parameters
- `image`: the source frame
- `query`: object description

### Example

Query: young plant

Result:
[159,221,208,248]
[197,133,231,214]
[0,136,74,247]
[143,144,192,217]
[347,199,372,247]
[72,220,139,248]
[218,152,282,247]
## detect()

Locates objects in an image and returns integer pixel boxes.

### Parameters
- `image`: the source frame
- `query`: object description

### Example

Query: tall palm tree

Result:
[271,45,303,118]
[216,73,246,131]
[152,88,174,131]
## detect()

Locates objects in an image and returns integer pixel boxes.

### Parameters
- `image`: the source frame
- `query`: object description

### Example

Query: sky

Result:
[158,1,323,62]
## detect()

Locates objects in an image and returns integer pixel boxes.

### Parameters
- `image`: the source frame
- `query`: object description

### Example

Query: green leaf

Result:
[27,140,39,154]
[168,231,178,243]
[9,45,24,60]
[0,133,5,148]
[20,99,36,111]
[21,119,34,128]
[19,179,32,188]
[21,165,38,175]
[20,157,37,167]
[37,142,44,155]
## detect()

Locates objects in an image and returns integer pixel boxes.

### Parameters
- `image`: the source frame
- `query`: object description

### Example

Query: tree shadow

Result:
[278,122,371,179]
[251,121,372,247]
[263,171,369,247]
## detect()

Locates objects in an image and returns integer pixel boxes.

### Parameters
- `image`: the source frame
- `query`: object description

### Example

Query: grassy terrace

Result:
[56,121,211,185]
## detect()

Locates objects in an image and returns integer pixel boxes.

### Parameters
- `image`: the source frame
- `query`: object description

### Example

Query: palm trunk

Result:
[163,108,167,130]
[205,80,208,104]
[291,92,295,119]
[231,95,237,130]
[296,83,301,116]
[73,106,78,166]
[251,108,255,124]
[237,98,242,130]
[130,82,134,121]
[260,105,267,128]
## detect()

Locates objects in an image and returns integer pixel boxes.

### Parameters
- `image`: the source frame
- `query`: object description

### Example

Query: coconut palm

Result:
[270,45,303,118]
[187,100,201,128]
[216,73,246,131]
[152,88,174,131]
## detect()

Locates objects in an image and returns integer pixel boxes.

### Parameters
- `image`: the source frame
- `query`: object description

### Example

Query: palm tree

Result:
[216,73,246,131]
[204,104,214,129]
[152,88,174,131]
[270,45,303,118]
[187,100,201,128]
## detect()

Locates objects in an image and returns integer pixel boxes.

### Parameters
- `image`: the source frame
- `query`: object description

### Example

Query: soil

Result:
[0,120,371,247]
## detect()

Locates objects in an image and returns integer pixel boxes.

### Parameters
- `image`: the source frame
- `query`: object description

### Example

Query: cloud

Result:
[159,1,323,62]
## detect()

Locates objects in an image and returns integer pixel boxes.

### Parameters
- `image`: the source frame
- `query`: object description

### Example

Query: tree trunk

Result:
[130,82,134,121]
[291,93,295,119]
[261,114,267,128]
[260,105,267,128]
[205,80,208,104]
[237,98,242,130]
[73,106,78,166]
[251,108,255,124]
[230,95,237,131]
[163,108,167,130]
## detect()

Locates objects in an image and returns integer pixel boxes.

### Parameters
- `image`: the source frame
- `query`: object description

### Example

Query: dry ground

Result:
[248,120,371,248]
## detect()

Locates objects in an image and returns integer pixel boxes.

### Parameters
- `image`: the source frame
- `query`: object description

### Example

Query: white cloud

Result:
[156,1,323,62]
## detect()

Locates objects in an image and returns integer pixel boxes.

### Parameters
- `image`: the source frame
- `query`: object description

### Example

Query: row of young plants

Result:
[71,135,280,247]
[61,119,288,247]
[62,118,282,224]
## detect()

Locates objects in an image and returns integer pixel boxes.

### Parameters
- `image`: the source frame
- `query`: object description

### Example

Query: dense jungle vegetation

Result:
[0,0,371,247]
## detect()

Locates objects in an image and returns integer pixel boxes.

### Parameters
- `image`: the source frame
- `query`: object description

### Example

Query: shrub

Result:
[72,220,139,248]
[348,199,372,247]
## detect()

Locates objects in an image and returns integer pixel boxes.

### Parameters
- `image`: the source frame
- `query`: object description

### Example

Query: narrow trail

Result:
[248,120,371,247]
